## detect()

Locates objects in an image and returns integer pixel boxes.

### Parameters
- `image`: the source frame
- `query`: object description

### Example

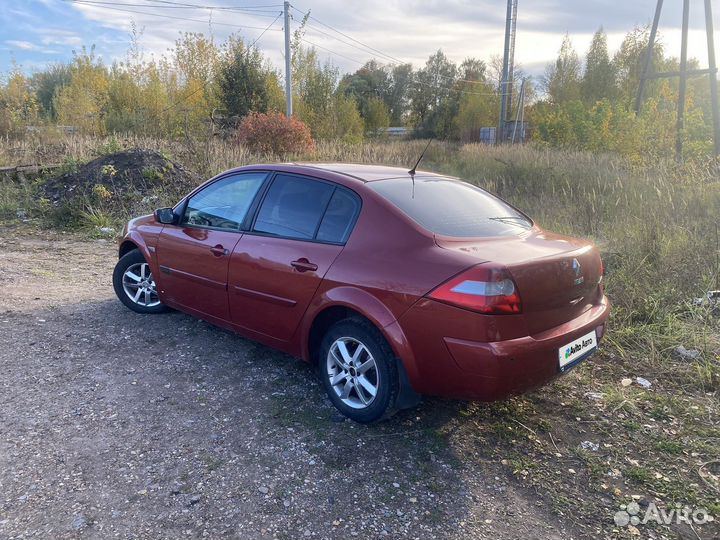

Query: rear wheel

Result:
[319,319,398,423]
[112,249,166,314]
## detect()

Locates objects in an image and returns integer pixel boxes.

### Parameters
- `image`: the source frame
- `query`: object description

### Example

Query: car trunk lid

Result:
[435,230,603,335]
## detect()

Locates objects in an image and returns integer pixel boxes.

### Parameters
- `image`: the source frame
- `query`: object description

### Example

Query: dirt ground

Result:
[0,225,585,540]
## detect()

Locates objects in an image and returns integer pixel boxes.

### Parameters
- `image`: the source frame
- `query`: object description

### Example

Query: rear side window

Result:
[316,188,361,243]
[254,174,334,240]
[369,177,532,237]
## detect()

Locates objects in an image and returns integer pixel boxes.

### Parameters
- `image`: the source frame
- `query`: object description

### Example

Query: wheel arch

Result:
[119,240,139,258]
[301,289,421,410]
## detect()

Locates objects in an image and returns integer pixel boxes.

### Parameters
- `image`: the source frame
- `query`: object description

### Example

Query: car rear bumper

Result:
[395,295,610,401]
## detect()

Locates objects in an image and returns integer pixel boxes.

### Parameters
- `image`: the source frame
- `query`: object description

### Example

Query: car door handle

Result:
[210,244,228,257]
[290,258,318,272]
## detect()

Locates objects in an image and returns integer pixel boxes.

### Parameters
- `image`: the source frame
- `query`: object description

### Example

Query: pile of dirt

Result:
[43,149,201,206]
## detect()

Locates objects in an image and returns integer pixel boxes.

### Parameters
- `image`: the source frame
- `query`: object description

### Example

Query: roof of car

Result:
[290,162,445,182]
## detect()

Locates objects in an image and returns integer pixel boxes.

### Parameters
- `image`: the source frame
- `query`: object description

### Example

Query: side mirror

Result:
[155,207,177,225]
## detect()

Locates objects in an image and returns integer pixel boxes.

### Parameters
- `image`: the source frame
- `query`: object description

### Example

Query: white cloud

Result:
[40,31,83,47]
[6,40,39,50]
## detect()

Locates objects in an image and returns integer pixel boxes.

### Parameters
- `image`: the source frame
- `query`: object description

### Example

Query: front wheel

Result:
[112,249,166,314]
[319,319,398,423]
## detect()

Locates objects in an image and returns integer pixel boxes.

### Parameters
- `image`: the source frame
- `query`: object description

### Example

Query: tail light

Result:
[428,264,522,314]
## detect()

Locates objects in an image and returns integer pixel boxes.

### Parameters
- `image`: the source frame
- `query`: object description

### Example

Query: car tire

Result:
[112,249,167,314]
[319,318,399,423]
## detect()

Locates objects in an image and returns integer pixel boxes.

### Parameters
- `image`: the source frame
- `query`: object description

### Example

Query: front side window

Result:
[182,172,267,230]
[253,175,335,240]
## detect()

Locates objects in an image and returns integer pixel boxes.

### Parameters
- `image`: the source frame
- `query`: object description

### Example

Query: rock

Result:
[674,346,702,362]
[579,441,599,452]
[71,514,88,530]
[258,486,269,494]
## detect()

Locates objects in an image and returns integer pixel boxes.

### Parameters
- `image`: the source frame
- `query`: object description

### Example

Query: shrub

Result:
[236,112,315,155]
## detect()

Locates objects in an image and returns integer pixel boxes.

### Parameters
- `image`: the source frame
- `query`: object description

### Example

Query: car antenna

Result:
[408,138,433,176]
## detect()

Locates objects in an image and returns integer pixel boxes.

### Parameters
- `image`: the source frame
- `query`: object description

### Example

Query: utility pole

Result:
[634,0,663,114]
[283,0,292,116]
[497,0,513,144]
[676,0,690,161]
[704,0,720,158]
[636,0,720,161]
[497,0,518,144]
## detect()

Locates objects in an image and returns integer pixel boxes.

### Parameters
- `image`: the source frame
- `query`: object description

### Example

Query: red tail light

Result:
[428,264,522,314]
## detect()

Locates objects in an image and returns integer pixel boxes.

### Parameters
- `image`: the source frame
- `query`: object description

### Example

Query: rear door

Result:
[229,174,361,341]
[156,171,268,321]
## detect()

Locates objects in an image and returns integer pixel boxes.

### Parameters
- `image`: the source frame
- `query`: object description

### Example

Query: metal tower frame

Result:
[635,0,720,161]
[497,0,519,143]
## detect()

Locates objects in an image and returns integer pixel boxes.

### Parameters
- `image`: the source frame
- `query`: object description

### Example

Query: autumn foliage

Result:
[236,112,315,155]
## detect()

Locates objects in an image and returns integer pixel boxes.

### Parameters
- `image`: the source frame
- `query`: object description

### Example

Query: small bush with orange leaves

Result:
[236,111,315,155]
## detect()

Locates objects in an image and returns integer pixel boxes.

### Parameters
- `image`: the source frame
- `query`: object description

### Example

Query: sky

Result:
[1,0,719,82]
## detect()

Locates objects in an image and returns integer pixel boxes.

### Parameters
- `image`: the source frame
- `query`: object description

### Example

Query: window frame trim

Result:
[173,170,274,234]
[247,172,362,246]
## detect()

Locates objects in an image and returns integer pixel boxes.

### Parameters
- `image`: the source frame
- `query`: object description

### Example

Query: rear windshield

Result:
[368,176,532,237]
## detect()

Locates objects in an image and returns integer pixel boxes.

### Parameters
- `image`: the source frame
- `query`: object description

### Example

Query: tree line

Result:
[0,23,716,161]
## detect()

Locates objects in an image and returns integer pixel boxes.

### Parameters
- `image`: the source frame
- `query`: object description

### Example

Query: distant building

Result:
[480,121,530,144]
[377,127,410,138]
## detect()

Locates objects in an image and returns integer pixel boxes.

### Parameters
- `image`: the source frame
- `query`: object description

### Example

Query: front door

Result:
[229,173,362,341]
[156,171,269,321]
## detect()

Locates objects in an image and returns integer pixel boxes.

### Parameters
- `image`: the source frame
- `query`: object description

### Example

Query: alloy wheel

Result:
[122,262,160,308]
[326,336,379,409]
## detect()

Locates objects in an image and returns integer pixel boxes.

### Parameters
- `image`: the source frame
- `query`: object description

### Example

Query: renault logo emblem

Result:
[572,258,584,285]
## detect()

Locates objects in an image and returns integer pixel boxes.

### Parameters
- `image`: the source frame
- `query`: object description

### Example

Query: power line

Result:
[72,0,283,17]
[75,0,282,14]
[140,0,283,10]
[298,37,365,66]
[290,3,494,87]
[299,32,504,97]
[290,5,401,65]
[247,10,283,49]
[66,0,284,31]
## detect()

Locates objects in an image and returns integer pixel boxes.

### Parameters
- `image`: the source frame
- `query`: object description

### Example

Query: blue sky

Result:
[2,0,718,79]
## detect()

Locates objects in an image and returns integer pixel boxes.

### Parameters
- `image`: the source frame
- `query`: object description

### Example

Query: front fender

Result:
[117,215,163,290]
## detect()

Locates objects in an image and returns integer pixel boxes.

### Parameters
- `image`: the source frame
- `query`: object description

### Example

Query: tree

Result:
[364,96,390,135]
[582,28,617,104]
[543,34,581,104]
[339,60,390,120]
[613,26,662,106]
[459,57,486,83]
[0,67,39,136]
[54,48,110,134]
[410,50,458,136]
[386,63,413,125]
[218,36,269,118]
[31,64,72,120]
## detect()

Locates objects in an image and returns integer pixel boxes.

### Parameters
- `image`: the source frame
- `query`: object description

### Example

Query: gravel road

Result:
[0,226,580,540]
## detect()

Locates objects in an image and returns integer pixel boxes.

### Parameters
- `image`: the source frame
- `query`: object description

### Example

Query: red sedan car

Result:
[113,163,609,422]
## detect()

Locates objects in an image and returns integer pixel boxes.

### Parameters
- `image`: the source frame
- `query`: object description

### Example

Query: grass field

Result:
[1,134,718,537]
